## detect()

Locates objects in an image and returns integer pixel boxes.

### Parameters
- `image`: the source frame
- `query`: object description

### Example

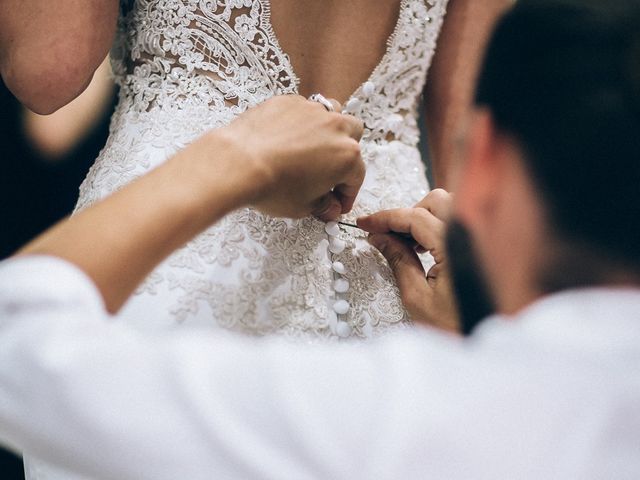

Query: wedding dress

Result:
[25,0,448,478]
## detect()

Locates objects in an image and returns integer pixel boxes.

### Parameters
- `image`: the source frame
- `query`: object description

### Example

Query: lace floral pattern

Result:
[75,0,449,339]
[111,0,299,113]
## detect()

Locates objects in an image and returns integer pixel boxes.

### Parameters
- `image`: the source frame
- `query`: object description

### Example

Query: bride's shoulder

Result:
[0,0,120,114]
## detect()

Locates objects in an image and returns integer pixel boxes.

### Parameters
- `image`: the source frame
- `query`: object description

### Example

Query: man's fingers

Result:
[414,188,453,221]
[357,208,409,233]
[368,233,431,318]
[426,263,444,287]
[357,208,446,263]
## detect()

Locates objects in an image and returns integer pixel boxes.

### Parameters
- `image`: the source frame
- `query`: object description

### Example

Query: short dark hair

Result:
[475,0,640,276]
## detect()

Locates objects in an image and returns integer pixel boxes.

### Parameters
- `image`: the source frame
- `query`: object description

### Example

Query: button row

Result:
[325,221,352,338]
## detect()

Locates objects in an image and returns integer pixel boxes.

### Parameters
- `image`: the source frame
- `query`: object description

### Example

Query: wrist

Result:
[171,129,273,225]
[210,126,278,208]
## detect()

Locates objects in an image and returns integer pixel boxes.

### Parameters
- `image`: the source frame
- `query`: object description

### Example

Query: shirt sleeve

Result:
[0,256,108,450]
[0,256,512,480]
[0,255,441,479]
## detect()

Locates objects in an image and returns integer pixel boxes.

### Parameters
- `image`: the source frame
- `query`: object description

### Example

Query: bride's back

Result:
[113,0,442,118]
[73,0,449,337]
[77,0,450,333]
[269,0,402,102]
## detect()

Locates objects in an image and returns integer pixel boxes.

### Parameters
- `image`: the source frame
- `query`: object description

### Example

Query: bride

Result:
[1,0,509,478]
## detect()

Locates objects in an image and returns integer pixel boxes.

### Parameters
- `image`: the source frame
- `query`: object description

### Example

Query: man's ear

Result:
[454,108,504,230]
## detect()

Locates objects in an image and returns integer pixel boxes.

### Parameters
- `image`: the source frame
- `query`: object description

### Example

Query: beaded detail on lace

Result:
[75,0,449,339]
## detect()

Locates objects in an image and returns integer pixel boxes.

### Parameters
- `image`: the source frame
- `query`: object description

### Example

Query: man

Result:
[1,1,639,479]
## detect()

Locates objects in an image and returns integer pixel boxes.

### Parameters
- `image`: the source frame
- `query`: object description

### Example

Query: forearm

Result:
[0,0,119,114]
[424,0,512,188]
[15,92,365,313]
[19,131,262,313]
[0,95,376,478]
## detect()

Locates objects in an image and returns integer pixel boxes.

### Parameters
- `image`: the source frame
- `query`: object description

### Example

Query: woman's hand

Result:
[217,95,365,221]
[357,189,461,333]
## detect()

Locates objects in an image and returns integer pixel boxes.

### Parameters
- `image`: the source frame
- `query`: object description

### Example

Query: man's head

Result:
[452,0,640,315]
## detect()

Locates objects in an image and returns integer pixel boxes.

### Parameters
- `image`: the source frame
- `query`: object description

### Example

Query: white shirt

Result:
[0,256,639,480]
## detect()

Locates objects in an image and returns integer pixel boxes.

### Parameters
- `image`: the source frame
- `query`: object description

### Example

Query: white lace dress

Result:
[24,0,448,478]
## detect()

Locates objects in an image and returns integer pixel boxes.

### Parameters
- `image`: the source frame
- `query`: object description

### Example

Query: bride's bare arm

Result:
[424,0,512,188]
[18,96,364,313]
[0,0,119,114]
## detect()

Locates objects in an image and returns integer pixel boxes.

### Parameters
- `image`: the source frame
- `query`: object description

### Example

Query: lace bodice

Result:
[74,0,449,340]
[110,0,447,142]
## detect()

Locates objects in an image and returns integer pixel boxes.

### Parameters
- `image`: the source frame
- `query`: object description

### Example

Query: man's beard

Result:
[445,219,496,335]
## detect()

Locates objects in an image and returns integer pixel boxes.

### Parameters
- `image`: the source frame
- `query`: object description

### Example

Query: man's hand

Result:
[357,189,460,333]
[218,95,365,221]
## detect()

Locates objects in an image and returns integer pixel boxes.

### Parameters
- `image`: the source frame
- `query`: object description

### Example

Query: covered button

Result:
[345,97,362,112]
[362,81,376,97]
[336,321,353,338]
[334,278,350,293]
[329,237,346,254]
[333,299,350,315]
[324,221,341,237]
[332,261,347,274]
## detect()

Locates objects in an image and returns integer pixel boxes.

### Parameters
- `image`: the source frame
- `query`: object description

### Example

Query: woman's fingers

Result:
[313,98,364,214]
[334,183,359,214]
[342,114,364,141]
[325,97,364,140]
[333,147,365,213]
[311,96,363,140]
[328,98,342,113]
[311,192,343,221]
[234,95,366,219]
